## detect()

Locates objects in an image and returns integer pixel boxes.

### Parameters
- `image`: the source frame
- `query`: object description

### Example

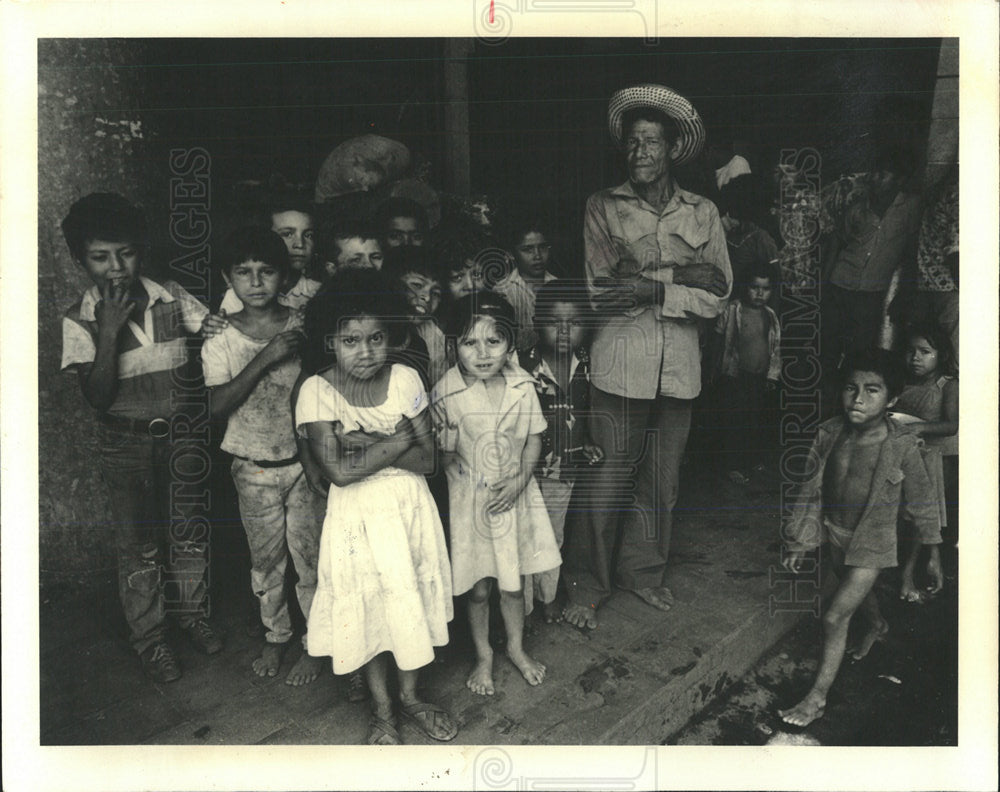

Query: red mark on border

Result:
[489,0,495,24]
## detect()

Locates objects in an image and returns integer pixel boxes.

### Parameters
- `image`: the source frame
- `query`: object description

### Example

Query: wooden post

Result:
[443,38,473,196]
[925,38,959,190]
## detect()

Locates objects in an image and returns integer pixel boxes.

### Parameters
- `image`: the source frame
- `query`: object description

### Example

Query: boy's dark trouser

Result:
[562,386,691,610]
[98,424,210,655]
[719,371,773,472]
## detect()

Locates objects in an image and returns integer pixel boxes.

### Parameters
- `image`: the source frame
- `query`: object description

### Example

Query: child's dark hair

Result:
[61,192,148,263]
[427,219,490,278]
[374,196,428,233]
[302,268,411,375]
[740,259,778,297]
[905,321,958,377]
[260,190,316,226]
[533,278,593,321]
[620,106,681,149]
[873,144,917,181]
[381,245,438,284]
[218,226,290,277]
[841,347,906,399]
[717,173,757,222]
[318,219,380,265]
[501,210,551,253]
[445,291,517,349]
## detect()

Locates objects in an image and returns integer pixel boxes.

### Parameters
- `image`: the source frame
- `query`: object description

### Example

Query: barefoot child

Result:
[779,348,943,727]
[893,323,958,601]
[518,280,603,623]
[431,292,561,695]
[60,193,220,683]
[201,227,326,686]
[709,261,781,484]
[296,269,457,744]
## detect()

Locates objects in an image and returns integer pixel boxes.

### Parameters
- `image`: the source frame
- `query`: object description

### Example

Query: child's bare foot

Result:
[507,648,546,686]
[633,585,674,611]
[541,600,562,624]
[779,691,826,727]
[900,578,924,603]
[466,654,495,696]
[252,641,288,678]
[562,602,598,630]
[848,619,888,660]
[285,650,323,686]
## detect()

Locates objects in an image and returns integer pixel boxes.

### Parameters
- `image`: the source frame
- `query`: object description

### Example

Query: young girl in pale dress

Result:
[431,292,561,696]
[296,269,457,745]
[893,322,958,601]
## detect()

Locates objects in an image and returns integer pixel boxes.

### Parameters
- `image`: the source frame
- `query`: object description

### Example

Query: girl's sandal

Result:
[367,715,402,745]
[347,670,369,703]
[400,702,458,742]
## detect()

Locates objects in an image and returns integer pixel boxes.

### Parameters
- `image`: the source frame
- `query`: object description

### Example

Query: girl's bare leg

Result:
[365,653,394,722]
[466,579,495,695]
[499,588,546,686]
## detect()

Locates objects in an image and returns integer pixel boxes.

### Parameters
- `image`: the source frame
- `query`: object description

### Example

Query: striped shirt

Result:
[61,276,209,420]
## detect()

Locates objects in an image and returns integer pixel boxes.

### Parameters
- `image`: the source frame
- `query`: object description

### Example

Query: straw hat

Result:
[607,83,705,166]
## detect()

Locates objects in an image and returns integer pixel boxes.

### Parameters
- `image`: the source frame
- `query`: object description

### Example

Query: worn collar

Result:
[434,360,537,408]
[609,179,702,209]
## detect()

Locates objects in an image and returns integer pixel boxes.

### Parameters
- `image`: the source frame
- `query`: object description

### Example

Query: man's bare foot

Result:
[848,619,888,660]
[562,602,598,630]
[779,691,826,727]
[541,600,563,624]
[900,578,924,603]
[633,586,674,611]
[467,654,495,696]
[252,641,288,678]
[285,650,323,686]
[507,648,546,686]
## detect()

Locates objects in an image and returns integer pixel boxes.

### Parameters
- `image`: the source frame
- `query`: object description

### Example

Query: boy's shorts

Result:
[824,517,896,569]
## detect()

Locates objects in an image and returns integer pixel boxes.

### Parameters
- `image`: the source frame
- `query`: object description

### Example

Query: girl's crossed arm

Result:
[304,417,415,487]
[392,410,437,476]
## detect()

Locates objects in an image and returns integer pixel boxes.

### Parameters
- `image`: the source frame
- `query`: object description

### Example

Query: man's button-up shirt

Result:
[584,180,732,400]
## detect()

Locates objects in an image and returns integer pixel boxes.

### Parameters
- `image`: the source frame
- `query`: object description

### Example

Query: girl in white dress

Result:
[431,292,561,697]
[296,269,457,745]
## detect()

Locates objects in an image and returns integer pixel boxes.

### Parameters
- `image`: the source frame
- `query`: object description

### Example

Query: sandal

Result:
[400,701,458,742]
[347,670,369,703]
[366,715,401,745]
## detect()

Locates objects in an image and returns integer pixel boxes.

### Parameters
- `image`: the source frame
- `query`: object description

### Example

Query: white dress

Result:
[295,364,453,674]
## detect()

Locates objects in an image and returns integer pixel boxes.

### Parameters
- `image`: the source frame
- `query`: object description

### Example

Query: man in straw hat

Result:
[562,84,732,629]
